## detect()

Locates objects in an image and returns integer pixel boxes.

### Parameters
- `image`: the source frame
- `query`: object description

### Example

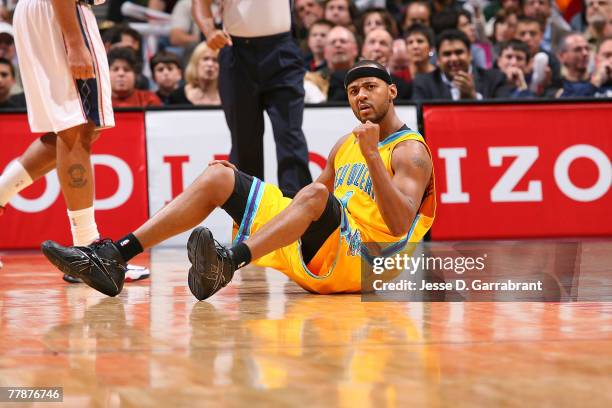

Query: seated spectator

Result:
[515,16,562,93]
[484,0,521,22]
[590,36,612,96]
[0,57,25,108]
[358,7,399,38]
[413,29,511,100]
[555,32,594,97]
[360,28,411,99]
[304,25,358,102]
[170,0,201,49]
[107,23,151,90]
[496,40,534,97]
[324,0,357,31]
[583,0,612,52]
[0,22,21,95]
[458,10,493,69]
[150,51,183,104]
[305,19,333,72]
[109,23,142,51]
[402,1,432,32]
[388,38,411,81]
[521,0,571,53]
[168,42,220,105]
[109,47,162,107]
[295,0,325,35]
[405,24,436,78]
[490,9,519,59]
[431,9,458,36]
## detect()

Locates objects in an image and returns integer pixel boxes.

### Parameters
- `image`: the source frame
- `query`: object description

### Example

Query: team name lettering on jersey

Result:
[334,163,375,200]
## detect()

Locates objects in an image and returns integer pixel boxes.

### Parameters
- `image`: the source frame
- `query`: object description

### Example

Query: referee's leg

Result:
[218,45,265,180]
[262,41,312,193]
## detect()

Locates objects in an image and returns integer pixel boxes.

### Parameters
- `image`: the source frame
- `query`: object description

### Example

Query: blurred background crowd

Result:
[1,0,611,109]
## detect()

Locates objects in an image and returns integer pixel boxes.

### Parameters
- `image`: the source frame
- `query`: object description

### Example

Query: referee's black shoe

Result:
[187,227,236,301]
[41,239,126,297]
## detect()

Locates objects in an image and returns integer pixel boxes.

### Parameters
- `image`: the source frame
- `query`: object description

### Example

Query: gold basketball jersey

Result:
[333,129,436,247]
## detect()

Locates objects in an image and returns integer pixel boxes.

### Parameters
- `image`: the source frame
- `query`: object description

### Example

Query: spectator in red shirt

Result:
[109,47,162,107]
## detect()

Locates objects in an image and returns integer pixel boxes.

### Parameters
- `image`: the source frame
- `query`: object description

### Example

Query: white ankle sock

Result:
[67,207,100,246]
[0,160,33,207]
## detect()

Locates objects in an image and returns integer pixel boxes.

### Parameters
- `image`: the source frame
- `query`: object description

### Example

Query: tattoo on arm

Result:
[68,164,87,188]
[411,155,430,171]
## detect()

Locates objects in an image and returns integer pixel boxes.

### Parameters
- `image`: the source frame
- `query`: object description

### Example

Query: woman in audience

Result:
[404,24,436,79]
[168,42,220,106]
[358,7,399,38]
[490,9,519,59]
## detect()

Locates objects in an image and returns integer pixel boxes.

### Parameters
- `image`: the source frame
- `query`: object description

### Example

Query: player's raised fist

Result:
[353,121,380,157]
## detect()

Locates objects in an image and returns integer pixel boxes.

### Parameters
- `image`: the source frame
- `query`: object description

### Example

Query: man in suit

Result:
[413,30,511,101]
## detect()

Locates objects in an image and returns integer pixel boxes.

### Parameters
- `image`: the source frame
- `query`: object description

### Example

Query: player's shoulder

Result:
[331,133,353,153]
[391,138,432,172]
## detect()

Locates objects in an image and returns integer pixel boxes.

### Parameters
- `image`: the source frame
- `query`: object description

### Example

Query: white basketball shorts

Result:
[13,0,114,133]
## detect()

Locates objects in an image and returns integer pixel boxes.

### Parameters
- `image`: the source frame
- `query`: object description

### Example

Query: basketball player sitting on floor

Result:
[41,60,436,299]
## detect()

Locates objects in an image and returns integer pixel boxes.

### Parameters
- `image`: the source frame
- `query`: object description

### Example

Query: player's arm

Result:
[49,0,93,79]
[315,134,350,192]
[192,0,232,50]
[356,122,432,236]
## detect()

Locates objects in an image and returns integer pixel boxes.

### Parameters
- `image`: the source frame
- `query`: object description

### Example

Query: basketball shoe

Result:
[41,239,126,296]
[63,264,150,283]
[187,227,236,301]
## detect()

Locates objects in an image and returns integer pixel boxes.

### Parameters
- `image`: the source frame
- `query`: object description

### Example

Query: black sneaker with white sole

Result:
[187,227,236,301]
[41,239,126,297]
[62,264,150,284]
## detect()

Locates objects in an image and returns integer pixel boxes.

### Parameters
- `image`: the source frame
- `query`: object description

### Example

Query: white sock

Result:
[67,207,100,246]
[0,160,33,207]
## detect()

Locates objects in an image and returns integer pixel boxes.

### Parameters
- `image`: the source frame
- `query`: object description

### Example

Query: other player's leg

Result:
[41,163,237,296]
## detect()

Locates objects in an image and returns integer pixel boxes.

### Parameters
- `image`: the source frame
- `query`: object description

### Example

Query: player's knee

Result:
[298,182,329,219]
[198,163,235,201]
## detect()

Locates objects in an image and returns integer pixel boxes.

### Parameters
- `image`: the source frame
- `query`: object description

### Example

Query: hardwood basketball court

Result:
[0,240,610,407]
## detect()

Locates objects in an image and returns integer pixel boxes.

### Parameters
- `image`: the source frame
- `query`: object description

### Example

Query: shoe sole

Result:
[63,274,83,284]
[187,227,216,301]
[124,272,151,282]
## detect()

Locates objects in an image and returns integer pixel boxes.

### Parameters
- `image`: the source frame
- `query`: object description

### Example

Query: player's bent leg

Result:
[41,163,236,296]
[1,130,104,217]
[134,163,235,249]
[186,182,331,301]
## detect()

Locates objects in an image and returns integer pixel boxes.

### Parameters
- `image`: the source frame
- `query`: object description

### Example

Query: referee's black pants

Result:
[218,31,313,194]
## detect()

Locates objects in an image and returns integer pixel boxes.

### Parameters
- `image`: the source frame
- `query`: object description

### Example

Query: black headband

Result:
[344,66,392,89]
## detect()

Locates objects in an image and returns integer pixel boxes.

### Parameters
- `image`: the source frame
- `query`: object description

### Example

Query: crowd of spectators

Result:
[1,0,611,109]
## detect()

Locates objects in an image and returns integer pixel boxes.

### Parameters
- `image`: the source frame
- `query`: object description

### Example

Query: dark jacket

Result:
[412,67,511,101]
[0,93,26,109]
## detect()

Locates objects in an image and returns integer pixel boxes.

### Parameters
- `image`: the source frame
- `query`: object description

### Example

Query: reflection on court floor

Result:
[0,241,611,407]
